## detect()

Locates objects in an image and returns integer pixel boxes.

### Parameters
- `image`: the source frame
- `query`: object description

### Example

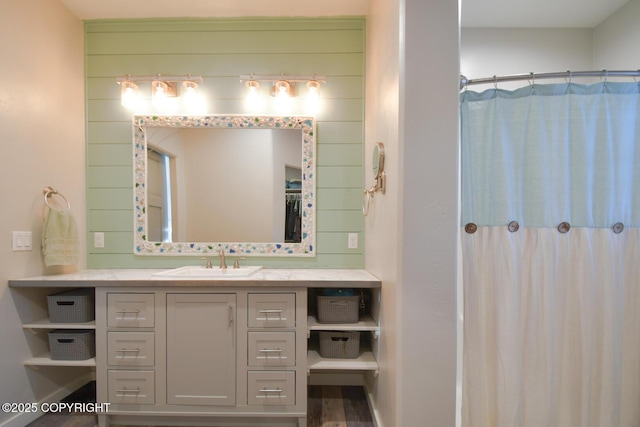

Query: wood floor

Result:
[25,385,374,427]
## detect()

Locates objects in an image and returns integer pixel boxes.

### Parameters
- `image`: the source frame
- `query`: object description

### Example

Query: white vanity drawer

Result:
[107,332,155,366]
[247,371,295,406]
[248,332,295,367]
[108,370,155,405]
[107,293,154,328]
[248,293,295,328]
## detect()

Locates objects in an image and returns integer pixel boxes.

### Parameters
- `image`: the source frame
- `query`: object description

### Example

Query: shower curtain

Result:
[460,82,640,427]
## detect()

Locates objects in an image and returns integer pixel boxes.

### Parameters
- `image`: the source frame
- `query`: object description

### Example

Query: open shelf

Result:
[307,349,378,376]
[307,315,379,338]
[24,353,96,367]
[22,318,96,330]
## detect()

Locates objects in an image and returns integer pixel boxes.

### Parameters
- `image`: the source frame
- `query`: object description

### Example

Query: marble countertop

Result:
[8,269,381,288]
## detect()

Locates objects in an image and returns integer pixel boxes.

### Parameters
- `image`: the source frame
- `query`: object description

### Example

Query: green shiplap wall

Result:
[85,18,365,269]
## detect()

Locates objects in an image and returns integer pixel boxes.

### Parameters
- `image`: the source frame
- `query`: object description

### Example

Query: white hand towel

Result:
[42,209,79,267]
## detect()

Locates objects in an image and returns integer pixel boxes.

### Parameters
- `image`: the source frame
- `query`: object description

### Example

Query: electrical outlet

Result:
[348,233,358,249]
[94,232,105,248]
[12,231,32,251]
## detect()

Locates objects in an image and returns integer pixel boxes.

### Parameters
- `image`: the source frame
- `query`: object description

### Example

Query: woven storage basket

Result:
[47,289,94,323]
[48,330,95,360]
[319,331,360,359]
[317,295,360,323]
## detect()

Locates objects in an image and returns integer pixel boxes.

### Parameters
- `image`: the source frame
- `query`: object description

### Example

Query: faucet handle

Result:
[233,258,246,269]
[200,257,213,269]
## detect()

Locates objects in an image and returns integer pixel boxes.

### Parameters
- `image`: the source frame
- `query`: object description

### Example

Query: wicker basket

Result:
[319,331,360,359]
[47,289,94,323]
[48,330,95,360]
[317,295,360,324]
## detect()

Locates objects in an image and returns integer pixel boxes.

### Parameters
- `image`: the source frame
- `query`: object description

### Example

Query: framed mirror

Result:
[133,115,316,256]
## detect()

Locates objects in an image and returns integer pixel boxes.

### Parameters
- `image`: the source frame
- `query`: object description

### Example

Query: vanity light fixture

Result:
[116,74,203,109]
[239,74,325,99]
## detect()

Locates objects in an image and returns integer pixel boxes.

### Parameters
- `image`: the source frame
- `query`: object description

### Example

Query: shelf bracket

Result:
[25,328,41,335]
[372,329,379,339]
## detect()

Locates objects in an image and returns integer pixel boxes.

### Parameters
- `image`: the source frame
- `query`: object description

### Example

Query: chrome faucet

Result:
[200,257,213,269]
[219,249,227,269]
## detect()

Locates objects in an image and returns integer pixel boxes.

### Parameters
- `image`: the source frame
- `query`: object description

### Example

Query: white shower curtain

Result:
[460,82,640,427]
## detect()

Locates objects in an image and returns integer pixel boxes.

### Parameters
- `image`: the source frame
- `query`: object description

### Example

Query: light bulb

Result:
[120,81,140,110]
[274,80,291,98]
[153,81,169,99]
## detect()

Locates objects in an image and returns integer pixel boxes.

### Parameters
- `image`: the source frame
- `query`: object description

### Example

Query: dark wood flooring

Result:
[25,384,374,427]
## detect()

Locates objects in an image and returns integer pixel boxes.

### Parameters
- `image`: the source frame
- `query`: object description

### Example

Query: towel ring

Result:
[43,186,71,211]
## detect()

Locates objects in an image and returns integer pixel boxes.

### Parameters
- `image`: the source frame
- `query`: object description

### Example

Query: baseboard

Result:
[364,383,383,427]
[1,372,94,427]
[308,372,365,386]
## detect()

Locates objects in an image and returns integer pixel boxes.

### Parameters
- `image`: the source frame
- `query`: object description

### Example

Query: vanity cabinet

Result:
[94,286,308,427]
[9,269,380,427]
[166,293,236,406]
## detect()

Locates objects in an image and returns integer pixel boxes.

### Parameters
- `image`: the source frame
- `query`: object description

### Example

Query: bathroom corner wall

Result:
[365,0,459,425]
[0,1,86,425]
[593,0,640,68]
[85,18,365,269]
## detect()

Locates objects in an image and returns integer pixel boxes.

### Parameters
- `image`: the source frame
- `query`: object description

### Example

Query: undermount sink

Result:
[153,265,263,278]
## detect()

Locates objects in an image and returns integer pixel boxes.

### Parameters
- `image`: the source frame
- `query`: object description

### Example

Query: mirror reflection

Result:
[133,115,316,256]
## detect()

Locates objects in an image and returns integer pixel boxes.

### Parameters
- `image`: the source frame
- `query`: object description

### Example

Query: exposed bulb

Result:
[120,81,140,110]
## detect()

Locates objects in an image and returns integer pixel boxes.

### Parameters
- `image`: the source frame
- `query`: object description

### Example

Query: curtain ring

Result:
[530,72,535,86]
[566,70,572,84]
[465,223,478,234]
[558,222,571,233]
[493,75,498,90]
[602,69,608,83]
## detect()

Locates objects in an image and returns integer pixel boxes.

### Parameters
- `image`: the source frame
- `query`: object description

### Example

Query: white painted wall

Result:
[364,0,401,424]
[461,28,593,90]
[0,0,86,425]
[593,0,640,68]
[461,2,640,91]
[365,0,459,425]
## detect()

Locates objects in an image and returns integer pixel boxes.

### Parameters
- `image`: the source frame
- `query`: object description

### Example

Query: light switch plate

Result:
[348,233,358,249]
[12,231,32,251]
[94,232,105,248]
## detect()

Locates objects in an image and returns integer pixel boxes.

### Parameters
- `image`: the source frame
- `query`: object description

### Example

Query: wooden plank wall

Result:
[85,18,365,268]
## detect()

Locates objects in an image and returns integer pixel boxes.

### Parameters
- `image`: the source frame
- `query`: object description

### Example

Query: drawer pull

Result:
[259,309,283,314]
[116,309,141,314]
[259,348,283,353]
[259,388,283,393]
[116,387,141,394]
[116,348,141,353]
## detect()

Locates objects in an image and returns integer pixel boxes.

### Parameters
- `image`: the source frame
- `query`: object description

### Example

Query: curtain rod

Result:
[460,70,640,90]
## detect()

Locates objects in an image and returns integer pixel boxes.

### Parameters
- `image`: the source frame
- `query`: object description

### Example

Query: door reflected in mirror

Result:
[133,115,316,257]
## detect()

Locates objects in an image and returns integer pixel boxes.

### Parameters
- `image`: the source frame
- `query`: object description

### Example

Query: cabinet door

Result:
[166,293,236,406]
